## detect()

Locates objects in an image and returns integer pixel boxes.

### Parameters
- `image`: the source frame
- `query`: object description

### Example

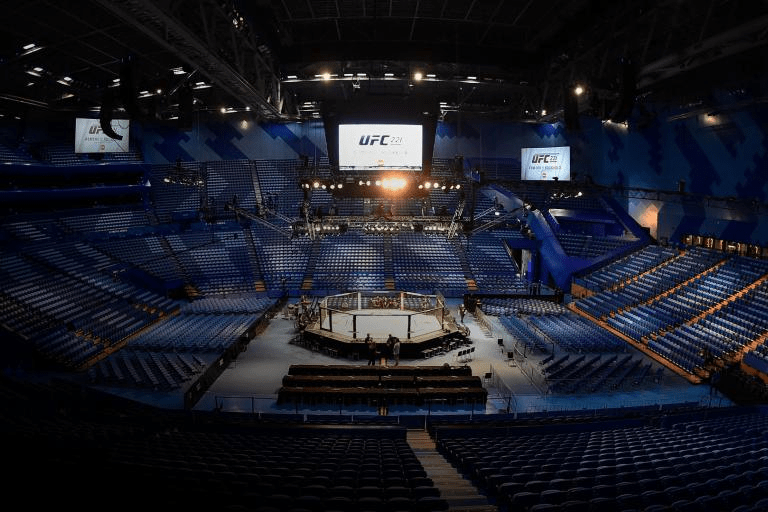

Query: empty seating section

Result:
[608,255,768,341]
[2,218,56,241]
[95,235,181,281]
[0,244,174,368]
[0,136,35,163]
[103,424,448,510]
[745,343,768,376]
[252,228,311,291]
[556,232,636,259]
[312,231,388,291]
[464,157,520,181]
[481,298,567,316]
[574,246,768,377]
[181,295,276,314]
[127,313,253,353]
[466,231,528,292]
[498,315,550,354]
[574,245,678,292]
[204,160,258,212]
[39,143,143,165]
[529,313,627,353]
[85,294,273,389]
[167,228,258,295]
[148,164,205,223]
[252,159,304,213]
[57,208,150,235]
[392,233,466,293]
[87,348,206,390]
[432,408,768,512]
[576,246,725,320]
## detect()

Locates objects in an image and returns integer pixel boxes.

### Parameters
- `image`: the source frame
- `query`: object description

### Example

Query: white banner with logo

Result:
[74,118,130,153]
[521,146,571,181]
[338,123,422,170]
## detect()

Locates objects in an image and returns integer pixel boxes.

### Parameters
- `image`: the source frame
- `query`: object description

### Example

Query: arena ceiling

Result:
[1,0,767,124]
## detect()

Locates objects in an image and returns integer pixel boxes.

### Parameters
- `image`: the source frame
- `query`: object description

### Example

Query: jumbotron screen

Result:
[521,146,571,181]
[338,124,422,171]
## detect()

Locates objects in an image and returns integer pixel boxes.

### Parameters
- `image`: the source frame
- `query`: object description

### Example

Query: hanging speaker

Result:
[564,86,580,131]
[178,85,194,130]
[119,58,139,118]
[609,57,637,123]
[99,88,123,141]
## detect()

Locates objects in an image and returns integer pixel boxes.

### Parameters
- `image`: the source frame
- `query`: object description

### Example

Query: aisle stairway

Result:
[407,429,498,512]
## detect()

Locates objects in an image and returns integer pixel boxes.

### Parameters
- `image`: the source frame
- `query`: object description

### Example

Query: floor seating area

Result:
[431,406,768,512]
[481,298,567,316]
[528,312,627,353]
[277,364,487,407]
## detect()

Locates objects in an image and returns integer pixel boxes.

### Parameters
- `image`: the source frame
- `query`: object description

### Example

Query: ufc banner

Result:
[521,146,570,181]
[75,118,130,153]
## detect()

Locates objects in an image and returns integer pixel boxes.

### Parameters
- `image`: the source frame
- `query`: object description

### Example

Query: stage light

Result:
[337,183,343,189]
[313,181,320,188]
[329,184,335,189]
[413,72,423,81]
[418,184,424,189]
[321,184,326,189]
[359,179,364,186]
[375,179,382,186]
[424,182,431,189]
[574,85,584,96]
[322,72,331,81]
[455,184,461,189]
[382,177,407,191]
[366,180,371,186]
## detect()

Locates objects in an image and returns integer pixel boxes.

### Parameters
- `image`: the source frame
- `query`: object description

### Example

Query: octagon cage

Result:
[318,291,448,341]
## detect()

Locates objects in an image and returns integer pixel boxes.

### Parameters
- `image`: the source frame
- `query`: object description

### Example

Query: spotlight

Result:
[424,182,431,189]
[574,85,584,96]
[313,181,320,188]
[337,183,343,189]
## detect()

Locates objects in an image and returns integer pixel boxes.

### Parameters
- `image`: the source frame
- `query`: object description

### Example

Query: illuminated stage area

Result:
[301,291,470,359]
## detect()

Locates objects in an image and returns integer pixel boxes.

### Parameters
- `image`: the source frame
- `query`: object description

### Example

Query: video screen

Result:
[521,146,570,181]
[338,124,422,171]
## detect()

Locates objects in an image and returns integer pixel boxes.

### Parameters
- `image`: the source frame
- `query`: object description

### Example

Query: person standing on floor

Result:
[366,334,377,366]
[459,303,466,323]
[393,337,401,366]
